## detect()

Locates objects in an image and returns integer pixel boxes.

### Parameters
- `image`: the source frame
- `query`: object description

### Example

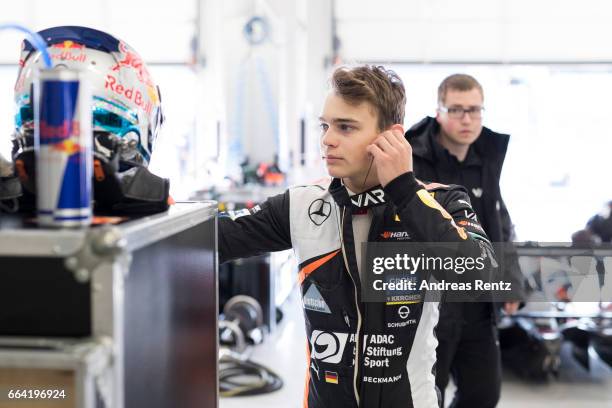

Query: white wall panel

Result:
[336,0,612,62]
[0,0,196,63]
[336,21,504,62]
[335,0,500,21]
[504,22,612,62]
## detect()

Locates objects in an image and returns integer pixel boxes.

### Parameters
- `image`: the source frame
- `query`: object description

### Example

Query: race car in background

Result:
[498,243,612,380]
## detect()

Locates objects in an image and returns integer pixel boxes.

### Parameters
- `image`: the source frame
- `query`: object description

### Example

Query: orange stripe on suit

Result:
[297,250,341,285]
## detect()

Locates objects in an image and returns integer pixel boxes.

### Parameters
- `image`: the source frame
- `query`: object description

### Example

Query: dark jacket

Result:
[587,201,612,242]
[406,117,525,317]
[219,172,496,408]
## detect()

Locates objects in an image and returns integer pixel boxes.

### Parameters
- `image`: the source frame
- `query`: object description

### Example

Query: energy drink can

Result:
[34,69,92,227]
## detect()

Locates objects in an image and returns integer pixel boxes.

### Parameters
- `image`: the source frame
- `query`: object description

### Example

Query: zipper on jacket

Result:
[342,309,351,329]
[340,206,362,405]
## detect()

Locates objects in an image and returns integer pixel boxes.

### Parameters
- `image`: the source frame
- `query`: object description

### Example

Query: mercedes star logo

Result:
[308,199,331,226]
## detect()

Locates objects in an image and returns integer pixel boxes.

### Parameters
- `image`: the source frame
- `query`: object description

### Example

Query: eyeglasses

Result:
[438,106,484,119]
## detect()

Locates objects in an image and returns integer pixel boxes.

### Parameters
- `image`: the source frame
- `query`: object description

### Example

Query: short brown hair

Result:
[331,65,406,130]
[437,74,483,105]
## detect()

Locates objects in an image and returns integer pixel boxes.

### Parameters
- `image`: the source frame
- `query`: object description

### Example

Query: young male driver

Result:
[219,65,495,408]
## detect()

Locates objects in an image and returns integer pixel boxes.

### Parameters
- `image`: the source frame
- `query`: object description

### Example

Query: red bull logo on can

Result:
[40,120,81,140]
[51,137,83,155]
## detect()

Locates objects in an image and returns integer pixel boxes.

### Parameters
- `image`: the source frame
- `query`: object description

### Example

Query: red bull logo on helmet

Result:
[108,42,159,110]
[112,42,154,88]
[50,40,87,63]
[51,40,85,50]
[105,74,153,114]
[50,52,86,63]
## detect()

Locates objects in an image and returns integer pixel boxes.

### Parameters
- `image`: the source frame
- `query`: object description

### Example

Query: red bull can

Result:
[34,69,92,227]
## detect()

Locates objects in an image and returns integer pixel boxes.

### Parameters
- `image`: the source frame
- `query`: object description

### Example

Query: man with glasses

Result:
[406,74,522,407]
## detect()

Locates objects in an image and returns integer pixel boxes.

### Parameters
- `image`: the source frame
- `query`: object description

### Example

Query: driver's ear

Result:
[389,123,404,134]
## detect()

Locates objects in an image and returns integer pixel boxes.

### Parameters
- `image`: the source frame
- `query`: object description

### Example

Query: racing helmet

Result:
[11,26,169,214]
[13,25,163,170]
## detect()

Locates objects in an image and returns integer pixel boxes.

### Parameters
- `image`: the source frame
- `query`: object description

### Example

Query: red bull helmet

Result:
[14,26,163,167]
[11,26,169,215]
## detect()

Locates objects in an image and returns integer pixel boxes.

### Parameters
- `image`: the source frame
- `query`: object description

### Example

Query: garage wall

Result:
[335,0,612,63]
[0,0,196,64]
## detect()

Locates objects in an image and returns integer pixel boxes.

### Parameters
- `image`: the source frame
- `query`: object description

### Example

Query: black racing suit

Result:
[219,172,496,408]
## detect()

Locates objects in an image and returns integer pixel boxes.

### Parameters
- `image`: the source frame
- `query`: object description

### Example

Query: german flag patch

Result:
[325,371,338,384]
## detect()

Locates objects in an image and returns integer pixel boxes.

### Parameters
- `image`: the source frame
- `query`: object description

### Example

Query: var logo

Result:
[351,189,385,208]
[310,330,349,364]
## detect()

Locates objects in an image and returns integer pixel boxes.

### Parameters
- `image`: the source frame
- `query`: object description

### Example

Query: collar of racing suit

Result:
[329,178,387,212]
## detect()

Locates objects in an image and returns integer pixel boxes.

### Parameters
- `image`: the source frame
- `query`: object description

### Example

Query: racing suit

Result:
[219,172,496,408]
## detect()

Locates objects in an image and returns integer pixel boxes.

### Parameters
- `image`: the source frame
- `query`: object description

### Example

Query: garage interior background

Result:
[1,0,611,241]
[1,1,611,408]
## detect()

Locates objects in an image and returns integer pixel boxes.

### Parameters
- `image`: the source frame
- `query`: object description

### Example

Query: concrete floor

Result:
[220,292,612,408]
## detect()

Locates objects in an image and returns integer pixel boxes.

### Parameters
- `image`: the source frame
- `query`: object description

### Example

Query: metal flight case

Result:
[0,202,218,408]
